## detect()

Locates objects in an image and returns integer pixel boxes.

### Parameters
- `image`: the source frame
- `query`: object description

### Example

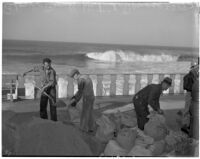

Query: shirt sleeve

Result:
[33,65,42,72]
[74,78,85,103]
[148,86,161,111]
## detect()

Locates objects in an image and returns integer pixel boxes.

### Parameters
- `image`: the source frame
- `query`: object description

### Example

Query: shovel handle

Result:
[35,86,55,104]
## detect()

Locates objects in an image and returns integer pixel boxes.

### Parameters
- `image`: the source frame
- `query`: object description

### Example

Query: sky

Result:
[2,2,199,47]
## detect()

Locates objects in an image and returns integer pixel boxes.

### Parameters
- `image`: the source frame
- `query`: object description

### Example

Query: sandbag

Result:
[176,112,190,127]
[109,111,122,131]
[127,145,152,156]
[136,128,154,145]
[95,115,116,143]
[104,140,128,156]
[144,113,168,141]
[148,140,166,156]
[68,107,80,123]
[164,130,191,154]
[121,113,137,128]
[116,128,137,151]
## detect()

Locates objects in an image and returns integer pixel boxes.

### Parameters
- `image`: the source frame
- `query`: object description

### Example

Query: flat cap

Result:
[162,77,172,86]
[69,69,80,78]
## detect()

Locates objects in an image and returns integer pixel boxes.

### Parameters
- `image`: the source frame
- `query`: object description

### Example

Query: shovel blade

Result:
[54,99,67,108]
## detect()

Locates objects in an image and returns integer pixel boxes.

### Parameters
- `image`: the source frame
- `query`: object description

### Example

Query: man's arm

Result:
[23,66,41,76]
[148,86,161,111]
[72,78,85,104]
[41,70,56,91]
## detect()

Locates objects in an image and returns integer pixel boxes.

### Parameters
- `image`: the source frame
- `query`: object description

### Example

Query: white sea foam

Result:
[86,50,179,62]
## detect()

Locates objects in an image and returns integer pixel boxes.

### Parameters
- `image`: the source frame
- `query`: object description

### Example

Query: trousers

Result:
[40,87,57,121]
[133,96,149,130]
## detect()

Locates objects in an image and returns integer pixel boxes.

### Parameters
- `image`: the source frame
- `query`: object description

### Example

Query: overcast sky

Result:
[3,3,199,47]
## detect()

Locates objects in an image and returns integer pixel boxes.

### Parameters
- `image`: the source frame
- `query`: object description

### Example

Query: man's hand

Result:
[69,98,76,107]
[23,73,27,77]
[40,87,47,93]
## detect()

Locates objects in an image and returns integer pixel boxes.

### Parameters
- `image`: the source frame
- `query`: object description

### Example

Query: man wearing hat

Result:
[68,69,95,133]
[132,77,172,130]
[178,59,199,134]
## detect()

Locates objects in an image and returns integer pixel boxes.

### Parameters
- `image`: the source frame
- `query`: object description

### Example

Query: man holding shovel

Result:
[23,58,57,121]
[68,69,95,133]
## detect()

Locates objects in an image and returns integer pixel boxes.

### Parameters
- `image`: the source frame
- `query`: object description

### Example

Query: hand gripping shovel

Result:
[35,85,66,108]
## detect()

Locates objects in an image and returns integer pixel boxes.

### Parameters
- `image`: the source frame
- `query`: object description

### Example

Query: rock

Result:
[104,140,128,156]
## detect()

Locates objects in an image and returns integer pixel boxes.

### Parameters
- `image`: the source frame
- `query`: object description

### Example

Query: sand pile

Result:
[2,112,93,156]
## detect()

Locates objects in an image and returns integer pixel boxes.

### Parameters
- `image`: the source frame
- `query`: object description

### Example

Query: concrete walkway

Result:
[2,94,185,131]
[2,94,184,113]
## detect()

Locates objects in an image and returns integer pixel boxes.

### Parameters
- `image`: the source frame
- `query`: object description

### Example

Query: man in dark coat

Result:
[132,77,172,130]
[23,58,57,121]
[69,69,95,133]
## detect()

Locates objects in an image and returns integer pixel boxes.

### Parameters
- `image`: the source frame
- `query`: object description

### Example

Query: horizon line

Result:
[3,38,199,50]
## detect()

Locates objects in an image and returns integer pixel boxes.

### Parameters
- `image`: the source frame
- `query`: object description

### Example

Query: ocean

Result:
[2,40,198,75]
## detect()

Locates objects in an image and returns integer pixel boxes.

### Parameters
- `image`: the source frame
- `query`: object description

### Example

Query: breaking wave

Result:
[86,50,179,62]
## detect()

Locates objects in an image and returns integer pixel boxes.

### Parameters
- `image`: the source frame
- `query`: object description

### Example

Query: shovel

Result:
[35,85,66,108]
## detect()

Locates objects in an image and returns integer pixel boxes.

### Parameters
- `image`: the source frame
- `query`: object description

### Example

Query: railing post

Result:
[169,74,176,94]
[110,74,117,96]
[123,74,130,96]
[159,74,165,83]
[102,75,111,96]
[129,75,136,95]
[24,75,35,99]
[34,75,41,99]
[147,74,153,85]
[58,75,68,98]
[90,75,97,96]
[179,74,185,94]
[96,74,103,96]
[135,74,141,93]
[67,75,74,97]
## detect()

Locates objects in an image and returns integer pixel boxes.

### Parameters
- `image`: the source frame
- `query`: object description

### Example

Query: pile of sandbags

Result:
[104,140,128,156]
[101,111,195,157]
[144,112,169,141]
[176,111,190,128]
[95,115,116,143]
[164,130,192,155]
[116,128,137,151]
[107,111,137,133]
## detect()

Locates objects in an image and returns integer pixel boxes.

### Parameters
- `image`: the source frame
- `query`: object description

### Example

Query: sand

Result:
[2,113,93,156]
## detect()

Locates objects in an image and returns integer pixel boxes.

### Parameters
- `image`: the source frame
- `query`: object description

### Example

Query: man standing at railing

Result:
[178,60,199,134]
[23,58,57,121]
[132,77,172,130]
[68,69,95,133]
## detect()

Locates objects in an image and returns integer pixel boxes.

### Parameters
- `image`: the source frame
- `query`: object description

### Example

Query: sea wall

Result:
[2,73,186,99]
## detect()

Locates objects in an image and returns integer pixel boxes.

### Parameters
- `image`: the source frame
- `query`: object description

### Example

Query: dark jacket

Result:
[73,75,94,103]
[133,84,162,111]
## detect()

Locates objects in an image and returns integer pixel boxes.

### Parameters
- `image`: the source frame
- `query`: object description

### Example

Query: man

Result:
[132,77,172,130]
[68,69,95,133]
[23,58,57,121]
[179,60,199,134]
[189,69,199,140]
